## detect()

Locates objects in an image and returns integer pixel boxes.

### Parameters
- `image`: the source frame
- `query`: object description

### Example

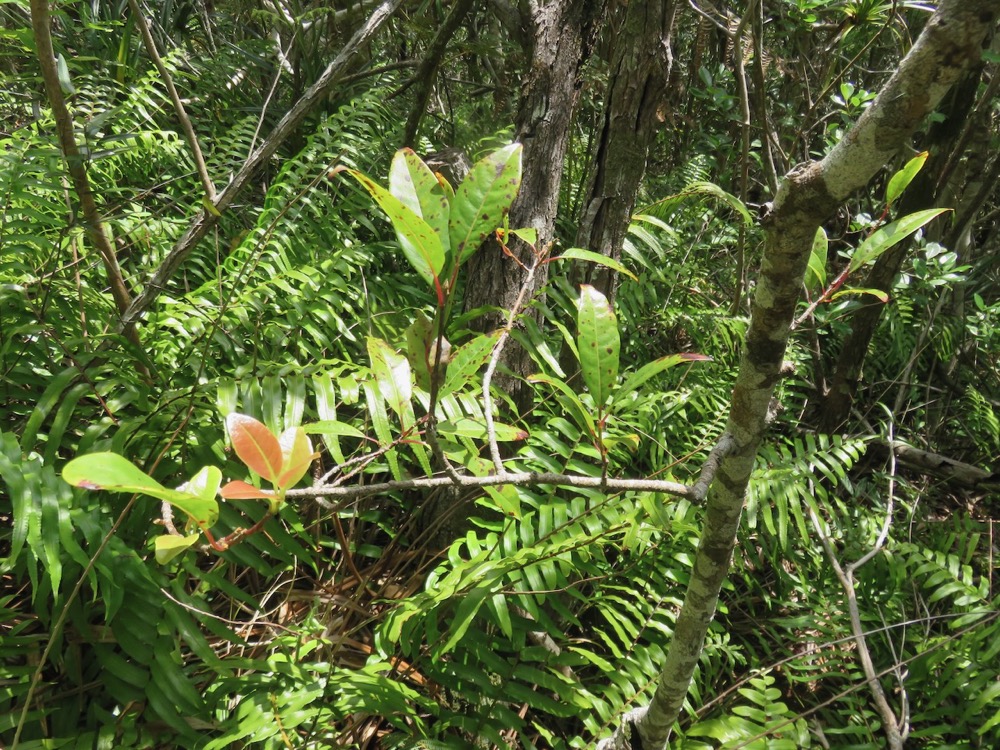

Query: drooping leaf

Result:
[154,533,201,565]
[828,287,891,303]
[303,420,366,439]
[226,413,282,483]
[62,453,219,528]
[639,181,753,225]
[577,285,620,408]
[449,144,522,266]
[806,226,828,294]
[436,418,528,442]
[527,373,596,439]
[347,170,446,287]
[614,353,713,406]
[556,248,638,281]
[368,337,413,427]
[276,427,317,490]
[404,312,436,391]
[389,148,451,258]
[440,331,501,397]
[848,208,950,273]
[886,150,928,205]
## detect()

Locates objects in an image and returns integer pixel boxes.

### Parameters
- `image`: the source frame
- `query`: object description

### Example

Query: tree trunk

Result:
[463,0,603,410]
[816,67,986,432]
[573,0,678,303]
[598,3,998,747]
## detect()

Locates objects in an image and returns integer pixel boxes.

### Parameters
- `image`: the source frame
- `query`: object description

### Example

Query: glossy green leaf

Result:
[577,285,620,407]
[348,170,445,287]
[62,453,219,528]
[313,375,346,464]
[154,533,200,565]
[886,150,928,205]
[389,148,451,259]
[450,144,522,265]
[227,413,282,483]
[806,226,828,293]
[848,208,950,273]
[440,331,500,397]
[556,248,638,281]
[614,353,713,406]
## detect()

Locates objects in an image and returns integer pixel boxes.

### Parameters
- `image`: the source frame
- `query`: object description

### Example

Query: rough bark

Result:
[463,0,603,410]
[598,2,998,747]
[573,0,677,303]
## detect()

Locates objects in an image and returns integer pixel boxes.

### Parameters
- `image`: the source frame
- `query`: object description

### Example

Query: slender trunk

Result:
[597,3,997,747]
[463,0,603,410]
[817,69,986,432]
[573,0,678,303]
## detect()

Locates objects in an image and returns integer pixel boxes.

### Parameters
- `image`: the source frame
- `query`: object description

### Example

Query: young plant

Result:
[62,414,317,563]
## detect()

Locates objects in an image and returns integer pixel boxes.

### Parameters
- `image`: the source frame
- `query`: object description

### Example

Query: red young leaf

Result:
[220,480,276,500]
[226,413,282,482]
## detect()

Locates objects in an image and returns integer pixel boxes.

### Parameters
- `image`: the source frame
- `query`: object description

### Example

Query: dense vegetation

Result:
[2,1,999,748]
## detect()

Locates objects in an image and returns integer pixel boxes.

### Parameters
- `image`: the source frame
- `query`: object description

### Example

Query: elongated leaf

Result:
[886,150,928,205]
[62,453,219,528]
[614,353,713,406]
[848,208,950,273]
[527,373,596,439]
[389,148,451,258]
[639,180,753,225]
[404,311,435,391]
[303,420,366,439]
[227,413,282,483]
[436,418,528,442]
[556,248,638,281]
[450,144,522,265]
[829,287,891,303]
[577,285,620,407]
[440,331,501,397]
[220,480,276,500]
[348,170,445,287]
[363,381,401,481]
[276,427,316,490]
[368,338,413,428]
[806,226,828,293]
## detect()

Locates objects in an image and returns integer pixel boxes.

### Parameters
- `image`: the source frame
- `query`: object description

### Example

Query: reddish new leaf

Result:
[226,413,282,482]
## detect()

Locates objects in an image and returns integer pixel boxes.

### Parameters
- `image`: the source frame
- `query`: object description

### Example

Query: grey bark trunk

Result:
[598,3,998,747]
[463,0,603,411]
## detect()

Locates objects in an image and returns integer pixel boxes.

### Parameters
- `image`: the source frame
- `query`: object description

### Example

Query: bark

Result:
[463,0,603,410]
[573,0,678,303]
[817,67,986,432]
[597,3,998,747]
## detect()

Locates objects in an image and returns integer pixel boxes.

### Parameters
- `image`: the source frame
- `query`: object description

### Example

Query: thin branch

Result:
[116,0,404,334]
[483,240,547,474]
[30,0,146,360]
[291,470,694,508]
[128,0,216,199]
